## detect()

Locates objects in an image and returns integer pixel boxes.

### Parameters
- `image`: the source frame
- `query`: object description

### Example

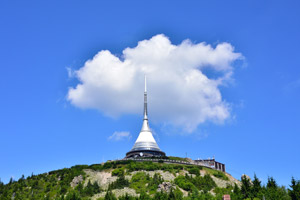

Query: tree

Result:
[82,180,101,196]
[265,177,290,200]
[92,181,101,194]
[104,190,117,200]
[65,190,81,200]
[153,191,168,200]
[241,175,252,199]
[0,178,4,194]
[231,183,243,200]
[138,191,151,200]
[289,177,300,200]
[168,188,183,200]
[267,177,277,189]
[8,177,14,185]
[252,174,262,198]
[119,193,136,200]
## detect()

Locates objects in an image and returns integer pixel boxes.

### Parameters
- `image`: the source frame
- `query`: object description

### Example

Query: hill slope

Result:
[0,159,242,200]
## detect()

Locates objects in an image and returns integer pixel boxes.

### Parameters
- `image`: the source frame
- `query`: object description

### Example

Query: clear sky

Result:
[1,0,300,187]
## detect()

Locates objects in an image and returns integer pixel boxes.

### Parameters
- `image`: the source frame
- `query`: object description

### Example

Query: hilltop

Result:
[0,157,298,200]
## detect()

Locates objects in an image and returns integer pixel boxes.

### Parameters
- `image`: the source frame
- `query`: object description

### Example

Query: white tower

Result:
[126,76,165,158]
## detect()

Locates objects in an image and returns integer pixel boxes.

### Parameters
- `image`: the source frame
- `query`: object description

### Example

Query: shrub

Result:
[112,168,124,177]
[130,172,150,193]
[81,180,101,196]
[148,173,163,193]
[104,190,117,200]
[108,175,129,190]
[174,175,196,191]
[204,168,228,181]
[187,167,200,176]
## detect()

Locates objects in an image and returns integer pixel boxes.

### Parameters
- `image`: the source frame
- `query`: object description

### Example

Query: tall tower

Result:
[126,76,166,158]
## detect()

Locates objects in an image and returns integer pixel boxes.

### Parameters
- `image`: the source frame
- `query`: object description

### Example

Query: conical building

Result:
[126,76,166,158]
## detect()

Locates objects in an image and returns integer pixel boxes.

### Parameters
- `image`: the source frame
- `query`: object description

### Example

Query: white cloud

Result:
[67,34,243,132]
[108,131,132,141]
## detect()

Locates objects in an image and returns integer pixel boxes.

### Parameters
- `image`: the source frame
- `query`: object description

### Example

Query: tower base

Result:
[126,150,166,158]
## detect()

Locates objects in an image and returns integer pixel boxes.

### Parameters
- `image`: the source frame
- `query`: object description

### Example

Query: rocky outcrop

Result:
[70,175,83,188]
[129,170,175,182]
[157,182,175,193]
[91,187,138,200]
[83,169,117,189]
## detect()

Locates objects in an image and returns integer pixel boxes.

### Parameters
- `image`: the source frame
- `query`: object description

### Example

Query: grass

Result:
[166,156,189,162]
[204,168,229,181]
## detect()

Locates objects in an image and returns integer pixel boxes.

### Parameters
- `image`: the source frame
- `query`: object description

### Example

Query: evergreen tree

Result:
[154,191,168,200]
[104,190,117,200]
[231,183,243,200]
[252,174,262,198]
[189,187,199,200]
[267,177,277,189]
[0,179,3,194]
[241,175,252,199]
[75,182,83,194]
[173,187,184,200]
[289,177,300,200]
[265,177,290,200]
[119,193,136,200]
[65,190,81,200]
[84,180,94,196]
[92,181,101,194]
[138,191,151,200]
[8,177,14,185]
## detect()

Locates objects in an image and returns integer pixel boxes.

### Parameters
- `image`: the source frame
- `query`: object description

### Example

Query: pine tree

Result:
[267,177,277,189]
[241,175,252,199]
[104,190,117,200]
[289,177,300,200]
[83,180,94,196]
[252,174,262,198]
[231,183,243,200]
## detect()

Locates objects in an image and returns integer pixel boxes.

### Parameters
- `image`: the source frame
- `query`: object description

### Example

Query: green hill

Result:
[0,159,299,200]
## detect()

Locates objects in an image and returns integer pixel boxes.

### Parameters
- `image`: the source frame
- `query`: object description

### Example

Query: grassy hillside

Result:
[0,159,299,200]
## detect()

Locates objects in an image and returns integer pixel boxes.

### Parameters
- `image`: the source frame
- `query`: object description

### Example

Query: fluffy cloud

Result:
[108,131,132,141]
[68,34,242,132]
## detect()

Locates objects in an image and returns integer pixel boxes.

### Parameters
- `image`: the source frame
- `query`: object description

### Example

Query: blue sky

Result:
[1,0,300,187]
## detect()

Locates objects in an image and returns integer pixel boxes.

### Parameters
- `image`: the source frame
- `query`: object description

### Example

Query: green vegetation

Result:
[0,160,299,200]
[0,164,97,200]
[204,167,229,181]
[186,166,201,176]
[166,156,189,162]
[108,175,129,190]
[112,168,125,177]
[128,172,163,194]
[174,174,216,192]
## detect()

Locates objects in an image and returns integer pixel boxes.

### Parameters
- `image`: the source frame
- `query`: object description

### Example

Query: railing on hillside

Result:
[113,158,216,171]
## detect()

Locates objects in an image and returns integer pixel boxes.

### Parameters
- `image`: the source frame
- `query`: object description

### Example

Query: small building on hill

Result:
[194,158,225,172]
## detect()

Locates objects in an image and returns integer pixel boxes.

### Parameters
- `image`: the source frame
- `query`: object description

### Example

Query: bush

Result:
[130,172,150,193]
[104,190,117,200]
[193,174,216,192]
[187,167,200,176]
[148,173,163,193]
[65,190,82,200]
[81,180,101,196]
[112,168,124,177]
[109,175,129,190]
[174,175,196,191]
[204,168,228,181]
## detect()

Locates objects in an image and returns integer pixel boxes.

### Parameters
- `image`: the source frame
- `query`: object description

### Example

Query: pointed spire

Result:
[125,75,165,158]
[143,75,148,120]
[144,75,147,92]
